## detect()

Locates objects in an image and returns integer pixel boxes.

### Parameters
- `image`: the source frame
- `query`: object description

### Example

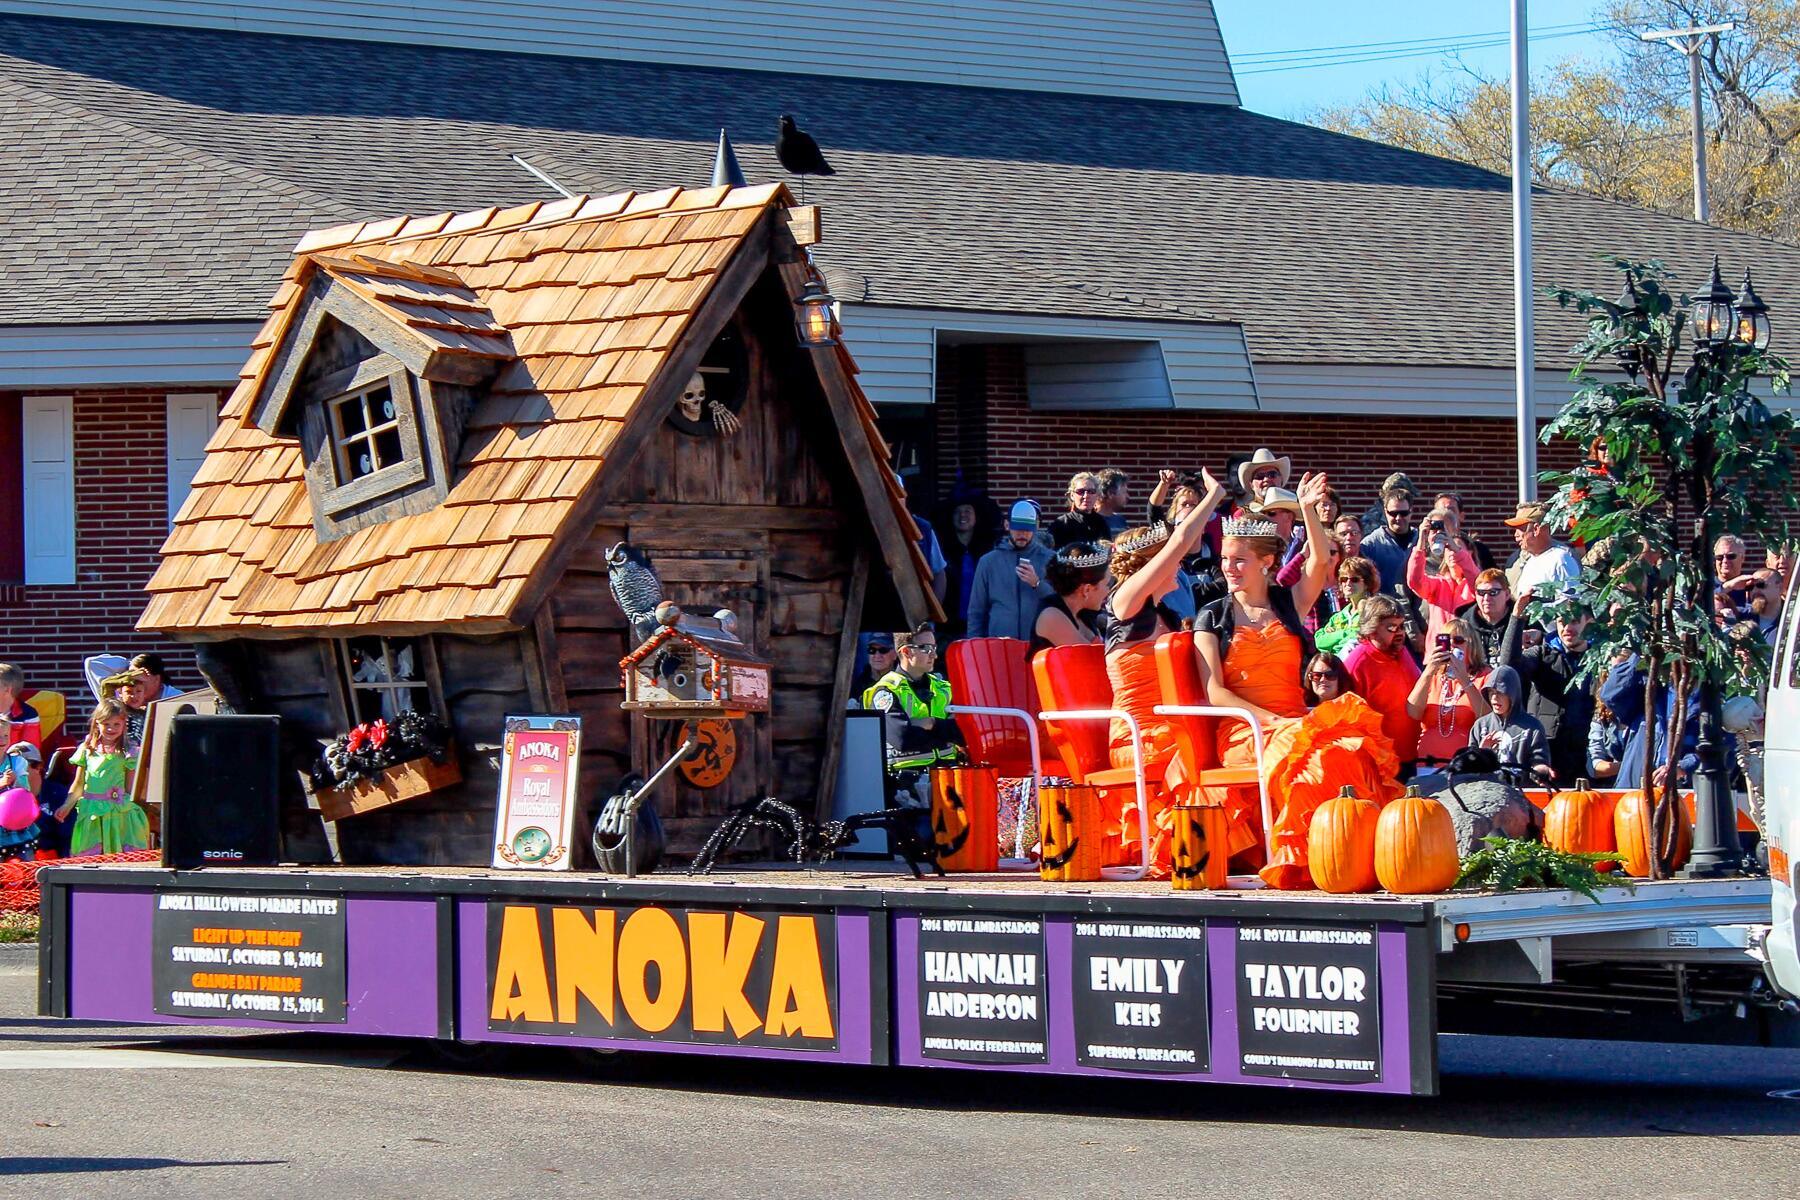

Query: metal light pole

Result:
[1683,263,1771,879]
[1641,22,1735,224]
[1511,0,1537,503]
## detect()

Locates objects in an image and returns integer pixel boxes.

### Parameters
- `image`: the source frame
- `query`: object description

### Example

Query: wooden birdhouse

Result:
[139,182,940,866]
[621,613,770,719]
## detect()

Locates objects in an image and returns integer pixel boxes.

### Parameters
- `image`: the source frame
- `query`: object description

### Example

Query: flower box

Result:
[315,750,461,823]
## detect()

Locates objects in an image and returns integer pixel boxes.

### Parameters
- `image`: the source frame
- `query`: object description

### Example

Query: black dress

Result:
[1027,595,1100,661]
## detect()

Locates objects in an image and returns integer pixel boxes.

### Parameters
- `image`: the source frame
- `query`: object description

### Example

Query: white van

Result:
[1756,572,1800,998]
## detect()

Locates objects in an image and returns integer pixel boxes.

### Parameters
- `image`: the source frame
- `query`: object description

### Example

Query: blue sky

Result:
[1212,0,1624,118]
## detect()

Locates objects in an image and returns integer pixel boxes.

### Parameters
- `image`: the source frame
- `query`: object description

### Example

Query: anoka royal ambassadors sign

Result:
[486,902,838,1049]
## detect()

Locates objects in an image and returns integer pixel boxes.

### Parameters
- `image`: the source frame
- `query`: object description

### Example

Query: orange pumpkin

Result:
[1308,786,1381,894]
[1374,787,1460,894]
[1170,804,1230,891]
[929,766,1000,872]
[1543,779,1618,871]
[1613,789,1692,878]
[1038,786,1103,883]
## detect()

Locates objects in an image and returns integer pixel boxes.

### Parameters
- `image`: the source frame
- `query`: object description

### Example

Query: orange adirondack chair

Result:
[1029,642,1158,877]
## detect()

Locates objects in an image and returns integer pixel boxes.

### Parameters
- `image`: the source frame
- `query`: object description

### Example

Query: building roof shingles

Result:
[4,14,1800,369]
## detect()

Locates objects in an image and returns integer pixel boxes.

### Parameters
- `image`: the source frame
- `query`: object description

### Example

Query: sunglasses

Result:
[1715,553,1740,561]
[1306,671,1336,683]
[1070,487,1098,496]
[1386,508,1411,518]
[1474,587,1507,597]
[1252,469,1283,482]
[1446,636,1468,645]
[908,644,938,656]
[868,645,895,654]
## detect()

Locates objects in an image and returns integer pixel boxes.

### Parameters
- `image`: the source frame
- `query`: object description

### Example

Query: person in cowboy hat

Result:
[1235,449,1292,514]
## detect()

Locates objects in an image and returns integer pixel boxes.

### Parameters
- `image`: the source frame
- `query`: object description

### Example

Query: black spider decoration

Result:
[688,796,944,878]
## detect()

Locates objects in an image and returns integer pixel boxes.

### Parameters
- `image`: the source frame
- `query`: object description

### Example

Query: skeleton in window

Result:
[677,371,740,436]
[350,642,418,721]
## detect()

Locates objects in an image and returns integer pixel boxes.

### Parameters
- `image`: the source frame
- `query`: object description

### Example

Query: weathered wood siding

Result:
[8,0,1243,105]
[547,300,864,856]
[232,630,543,865]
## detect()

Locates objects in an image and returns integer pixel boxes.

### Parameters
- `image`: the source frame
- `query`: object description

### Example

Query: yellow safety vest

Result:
[865,670,954,771]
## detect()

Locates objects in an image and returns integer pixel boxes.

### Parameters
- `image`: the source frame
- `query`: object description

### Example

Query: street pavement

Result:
[1,943,1797,1199]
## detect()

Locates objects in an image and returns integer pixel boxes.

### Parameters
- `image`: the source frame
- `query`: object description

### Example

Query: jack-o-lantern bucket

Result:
[929,766,1000,872]
[1038,786,1103,883]
[1170,804,1230,891]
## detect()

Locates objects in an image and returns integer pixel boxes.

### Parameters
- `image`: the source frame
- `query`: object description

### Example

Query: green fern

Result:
[1453,836,1630,903]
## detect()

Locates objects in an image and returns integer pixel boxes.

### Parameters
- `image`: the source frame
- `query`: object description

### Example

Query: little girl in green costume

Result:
[55,699,147,856]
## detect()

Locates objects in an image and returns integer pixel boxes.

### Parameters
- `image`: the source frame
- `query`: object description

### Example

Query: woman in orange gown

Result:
[1098,469,1228,872]
[1194,472,1402,886]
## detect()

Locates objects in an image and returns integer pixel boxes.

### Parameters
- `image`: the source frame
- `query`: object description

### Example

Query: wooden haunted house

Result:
[140,183,939,865]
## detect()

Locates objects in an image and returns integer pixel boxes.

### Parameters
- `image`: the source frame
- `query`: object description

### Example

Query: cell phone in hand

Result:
[1435,633,1451,652]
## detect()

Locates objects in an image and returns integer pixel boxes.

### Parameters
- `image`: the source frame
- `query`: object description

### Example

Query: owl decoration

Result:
[606,541,667,645]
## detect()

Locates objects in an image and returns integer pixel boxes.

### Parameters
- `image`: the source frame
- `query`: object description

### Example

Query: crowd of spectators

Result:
[879,451,1788,810]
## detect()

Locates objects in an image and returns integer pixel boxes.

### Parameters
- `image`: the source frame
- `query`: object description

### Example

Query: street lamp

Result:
[1690,256,1737,349]
[1685,258,1774,879]
[1734,270,1771,350]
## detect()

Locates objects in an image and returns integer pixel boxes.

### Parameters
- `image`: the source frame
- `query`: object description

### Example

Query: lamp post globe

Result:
[1691,255,1737,350]
[1733,269,1771,351]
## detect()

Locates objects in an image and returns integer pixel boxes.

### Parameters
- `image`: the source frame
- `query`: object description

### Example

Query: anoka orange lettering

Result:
[489,904,834,1041]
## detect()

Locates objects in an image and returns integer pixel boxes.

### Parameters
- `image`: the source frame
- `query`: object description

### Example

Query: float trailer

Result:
[33,864,1795,1097]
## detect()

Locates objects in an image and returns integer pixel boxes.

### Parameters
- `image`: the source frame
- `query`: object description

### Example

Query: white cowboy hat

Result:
[1252,486,1304,516]
[1237,448,1292,492]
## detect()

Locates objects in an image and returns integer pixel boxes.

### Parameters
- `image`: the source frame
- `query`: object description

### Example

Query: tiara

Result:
[1222,516,1280,539]
[1112,523,1170,555]
[1057,542,1112,569]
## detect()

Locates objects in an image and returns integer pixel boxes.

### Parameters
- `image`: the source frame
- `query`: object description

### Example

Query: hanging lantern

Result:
[795,275,838,347]
[1690,256,1736,348]
[1733,269,1772,351]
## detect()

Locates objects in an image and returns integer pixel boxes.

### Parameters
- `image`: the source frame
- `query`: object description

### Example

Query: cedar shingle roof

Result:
[10,15,1800,369]
[140,183,928,636]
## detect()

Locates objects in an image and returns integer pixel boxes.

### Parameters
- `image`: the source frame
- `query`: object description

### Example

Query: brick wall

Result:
[927,345,1583,548]
[0,388,222,731]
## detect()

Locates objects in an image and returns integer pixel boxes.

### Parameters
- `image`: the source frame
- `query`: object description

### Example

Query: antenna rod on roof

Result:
[510,154,576,199]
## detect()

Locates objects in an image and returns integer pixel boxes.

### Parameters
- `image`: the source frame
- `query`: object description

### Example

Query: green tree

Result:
[1541,256,1792,877]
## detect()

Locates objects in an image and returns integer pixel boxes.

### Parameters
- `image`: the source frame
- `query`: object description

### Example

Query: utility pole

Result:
[1641,22,1735,223]
[1511,0,1536,503]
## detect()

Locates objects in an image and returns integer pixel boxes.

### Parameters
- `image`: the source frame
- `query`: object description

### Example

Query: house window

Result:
[303,364,428,527]
[330,381,407,483]
[339,636,436,724]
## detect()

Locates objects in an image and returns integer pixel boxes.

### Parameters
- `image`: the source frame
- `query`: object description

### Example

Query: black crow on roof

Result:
[776,114,835,179]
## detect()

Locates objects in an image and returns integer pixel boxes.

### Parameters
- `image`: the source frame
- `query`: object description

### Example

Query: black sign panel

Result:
[916,913,1047,1063]
[151,891,347,1023]
[1071,919,1208,1073]
[1235,922,1381,1083]
[486,903,839,1050]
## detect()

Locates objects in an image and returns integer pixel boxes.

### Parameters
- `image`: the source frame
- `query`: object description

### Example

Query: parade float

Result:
[35,185,1800,1097]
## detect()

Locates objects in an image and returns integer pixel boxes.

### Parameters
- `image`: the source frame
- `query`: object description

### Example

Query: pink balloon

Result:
[0,788,35,832]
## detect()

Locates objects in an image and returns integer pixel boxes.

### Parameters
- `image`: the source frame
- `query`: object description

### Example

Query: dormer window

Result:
[245,255,514,542]
[301,355,429,531]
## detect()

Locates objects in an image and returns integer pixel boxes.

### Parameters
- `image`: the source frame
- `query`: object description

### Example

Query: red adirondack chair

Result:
[943,638,1054,777]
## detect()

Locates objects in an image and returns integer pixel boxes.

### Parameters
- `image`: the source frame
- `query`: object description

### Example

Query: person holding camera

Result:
[966,500,1054,641]
[1406,617,1491,778]
[1404,503,1479,647]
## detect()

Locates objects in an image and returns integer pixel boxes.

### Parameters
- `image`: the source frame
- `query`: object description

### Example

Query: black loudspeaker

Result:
[162,714,281,869]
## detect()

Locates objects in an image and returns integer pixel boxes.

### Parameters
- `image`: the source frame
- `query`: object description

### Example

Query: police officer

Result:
[864,624,963,812]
